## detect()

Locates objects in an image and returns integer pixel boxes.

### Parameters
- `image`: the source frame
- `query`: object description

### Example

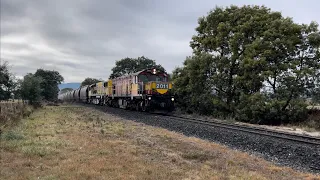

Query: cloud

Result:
[1,0,319,82]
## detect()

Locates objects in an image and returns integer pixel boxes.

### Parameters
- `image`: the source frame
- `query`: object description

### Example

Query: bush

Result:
[235,94,309,125]
[235,93,267,124]
[305,109,320,130]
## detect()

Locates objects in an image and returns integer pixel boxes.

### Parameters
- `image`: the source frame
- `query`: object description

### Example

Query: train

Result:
[58,68,175,112]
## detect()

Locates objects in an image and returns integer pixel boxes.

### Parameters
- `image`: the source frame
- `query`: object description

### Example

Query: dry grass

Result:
[1,105,319,180]
[0,101,33,128]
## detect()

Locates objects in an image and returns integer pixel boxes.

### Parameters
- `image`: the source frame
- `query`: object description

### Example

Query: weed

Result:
[182,151,214,162]
[1,140,21,151]
[21,146,47,157]
[97,150,110,155]
[104,122,125,136]
[1,130,24,140]
[21,146,56,157]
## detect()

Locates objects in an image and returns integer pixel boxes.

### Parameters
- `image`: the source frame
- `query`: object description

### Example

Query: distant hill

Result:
[58,83,81,90]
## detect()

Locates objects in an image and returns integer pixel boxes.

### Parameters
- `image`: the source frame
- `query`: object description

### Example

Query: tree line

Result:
[172,5,320,125]
[0,62,64,106]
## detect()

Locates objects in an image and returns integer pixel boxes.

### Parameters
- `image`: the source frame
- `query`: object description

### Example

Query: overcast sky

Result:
[1,0,319,83]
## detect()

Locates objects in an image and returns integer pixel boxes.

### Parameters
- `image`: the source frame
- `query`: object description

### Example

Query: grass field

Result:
[1,105,319,180]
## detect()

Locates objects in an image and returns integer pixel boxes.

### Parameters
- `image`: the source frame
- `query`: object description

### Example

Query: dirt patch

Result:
[1,105,319,180]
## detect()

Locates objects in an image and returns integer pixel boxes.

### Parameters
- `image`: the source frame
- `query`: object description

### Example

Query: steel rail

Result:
[151,113,320,146]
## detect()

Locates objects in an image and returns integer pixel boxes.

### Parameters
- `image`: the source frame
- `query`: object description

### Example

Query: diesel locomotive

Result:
[58,68,175,112]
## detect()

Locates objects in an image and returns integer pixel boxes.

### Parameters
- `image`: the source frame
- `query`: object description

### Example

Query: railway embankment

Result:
[81,103,320,174]
[1,105,319,179]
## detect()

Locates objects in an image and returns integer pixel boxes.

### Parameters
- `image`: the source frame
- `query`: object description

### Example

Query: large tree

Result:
[20,73,43,104]
[34,69,64,101]
[190,5,302,113]
[174,5,320,124]
[81,78,101,86]
[109,56,166,79]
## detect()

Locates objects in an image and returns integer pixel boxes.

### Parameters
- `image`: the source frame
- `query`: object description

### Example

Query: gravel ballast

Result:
[80,104,320,174]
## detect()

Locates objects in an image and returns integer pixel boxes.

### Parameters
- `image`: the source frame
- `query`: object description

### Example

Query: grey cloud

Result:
[0,0,29,20]
[1,0,319,82]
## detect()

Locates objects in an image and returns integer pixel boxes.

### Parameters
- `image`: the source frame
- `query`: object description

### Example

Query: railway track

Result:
[152,113,320,146]
[75,102,320,146]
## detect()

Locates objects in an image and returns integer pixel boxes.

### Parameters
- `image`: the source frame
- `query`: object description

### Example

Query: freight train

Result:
[58,68,175,112]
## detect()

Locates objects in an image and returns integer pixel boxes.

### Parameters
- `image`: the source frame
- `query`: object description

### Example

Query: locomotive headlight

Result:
[148,97,151,100]
[171,97,174,101]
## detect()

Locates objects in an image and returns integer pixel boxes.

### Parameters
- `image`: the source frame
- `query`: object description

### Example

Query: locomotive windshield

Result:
[138,74,168,83]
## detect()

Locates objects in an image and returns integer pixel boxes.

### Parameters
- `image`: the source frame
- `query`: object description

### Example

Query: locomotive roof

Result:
[114,68,167,79]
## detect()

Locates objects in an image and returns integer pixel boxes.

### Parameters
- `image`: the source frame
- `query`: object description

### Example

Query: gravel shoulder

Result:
[1,105,319,179]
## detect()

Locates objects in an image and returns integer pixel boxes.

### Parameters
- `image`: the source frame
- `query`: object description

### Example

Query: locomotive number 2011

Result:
[156,83,168,89]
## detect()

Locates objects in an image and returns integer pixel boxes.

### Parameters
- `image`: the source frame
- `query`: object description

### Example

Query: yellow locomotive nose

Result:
[156,89,168,94]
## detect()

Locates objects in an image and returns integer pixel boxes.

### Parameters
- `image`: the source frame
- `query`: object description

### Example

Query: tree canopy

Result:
[34,69,64,101]
[20,73,43,104]
[81,78,101,86]
[109,56,166,79]
[173,5,320,124]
